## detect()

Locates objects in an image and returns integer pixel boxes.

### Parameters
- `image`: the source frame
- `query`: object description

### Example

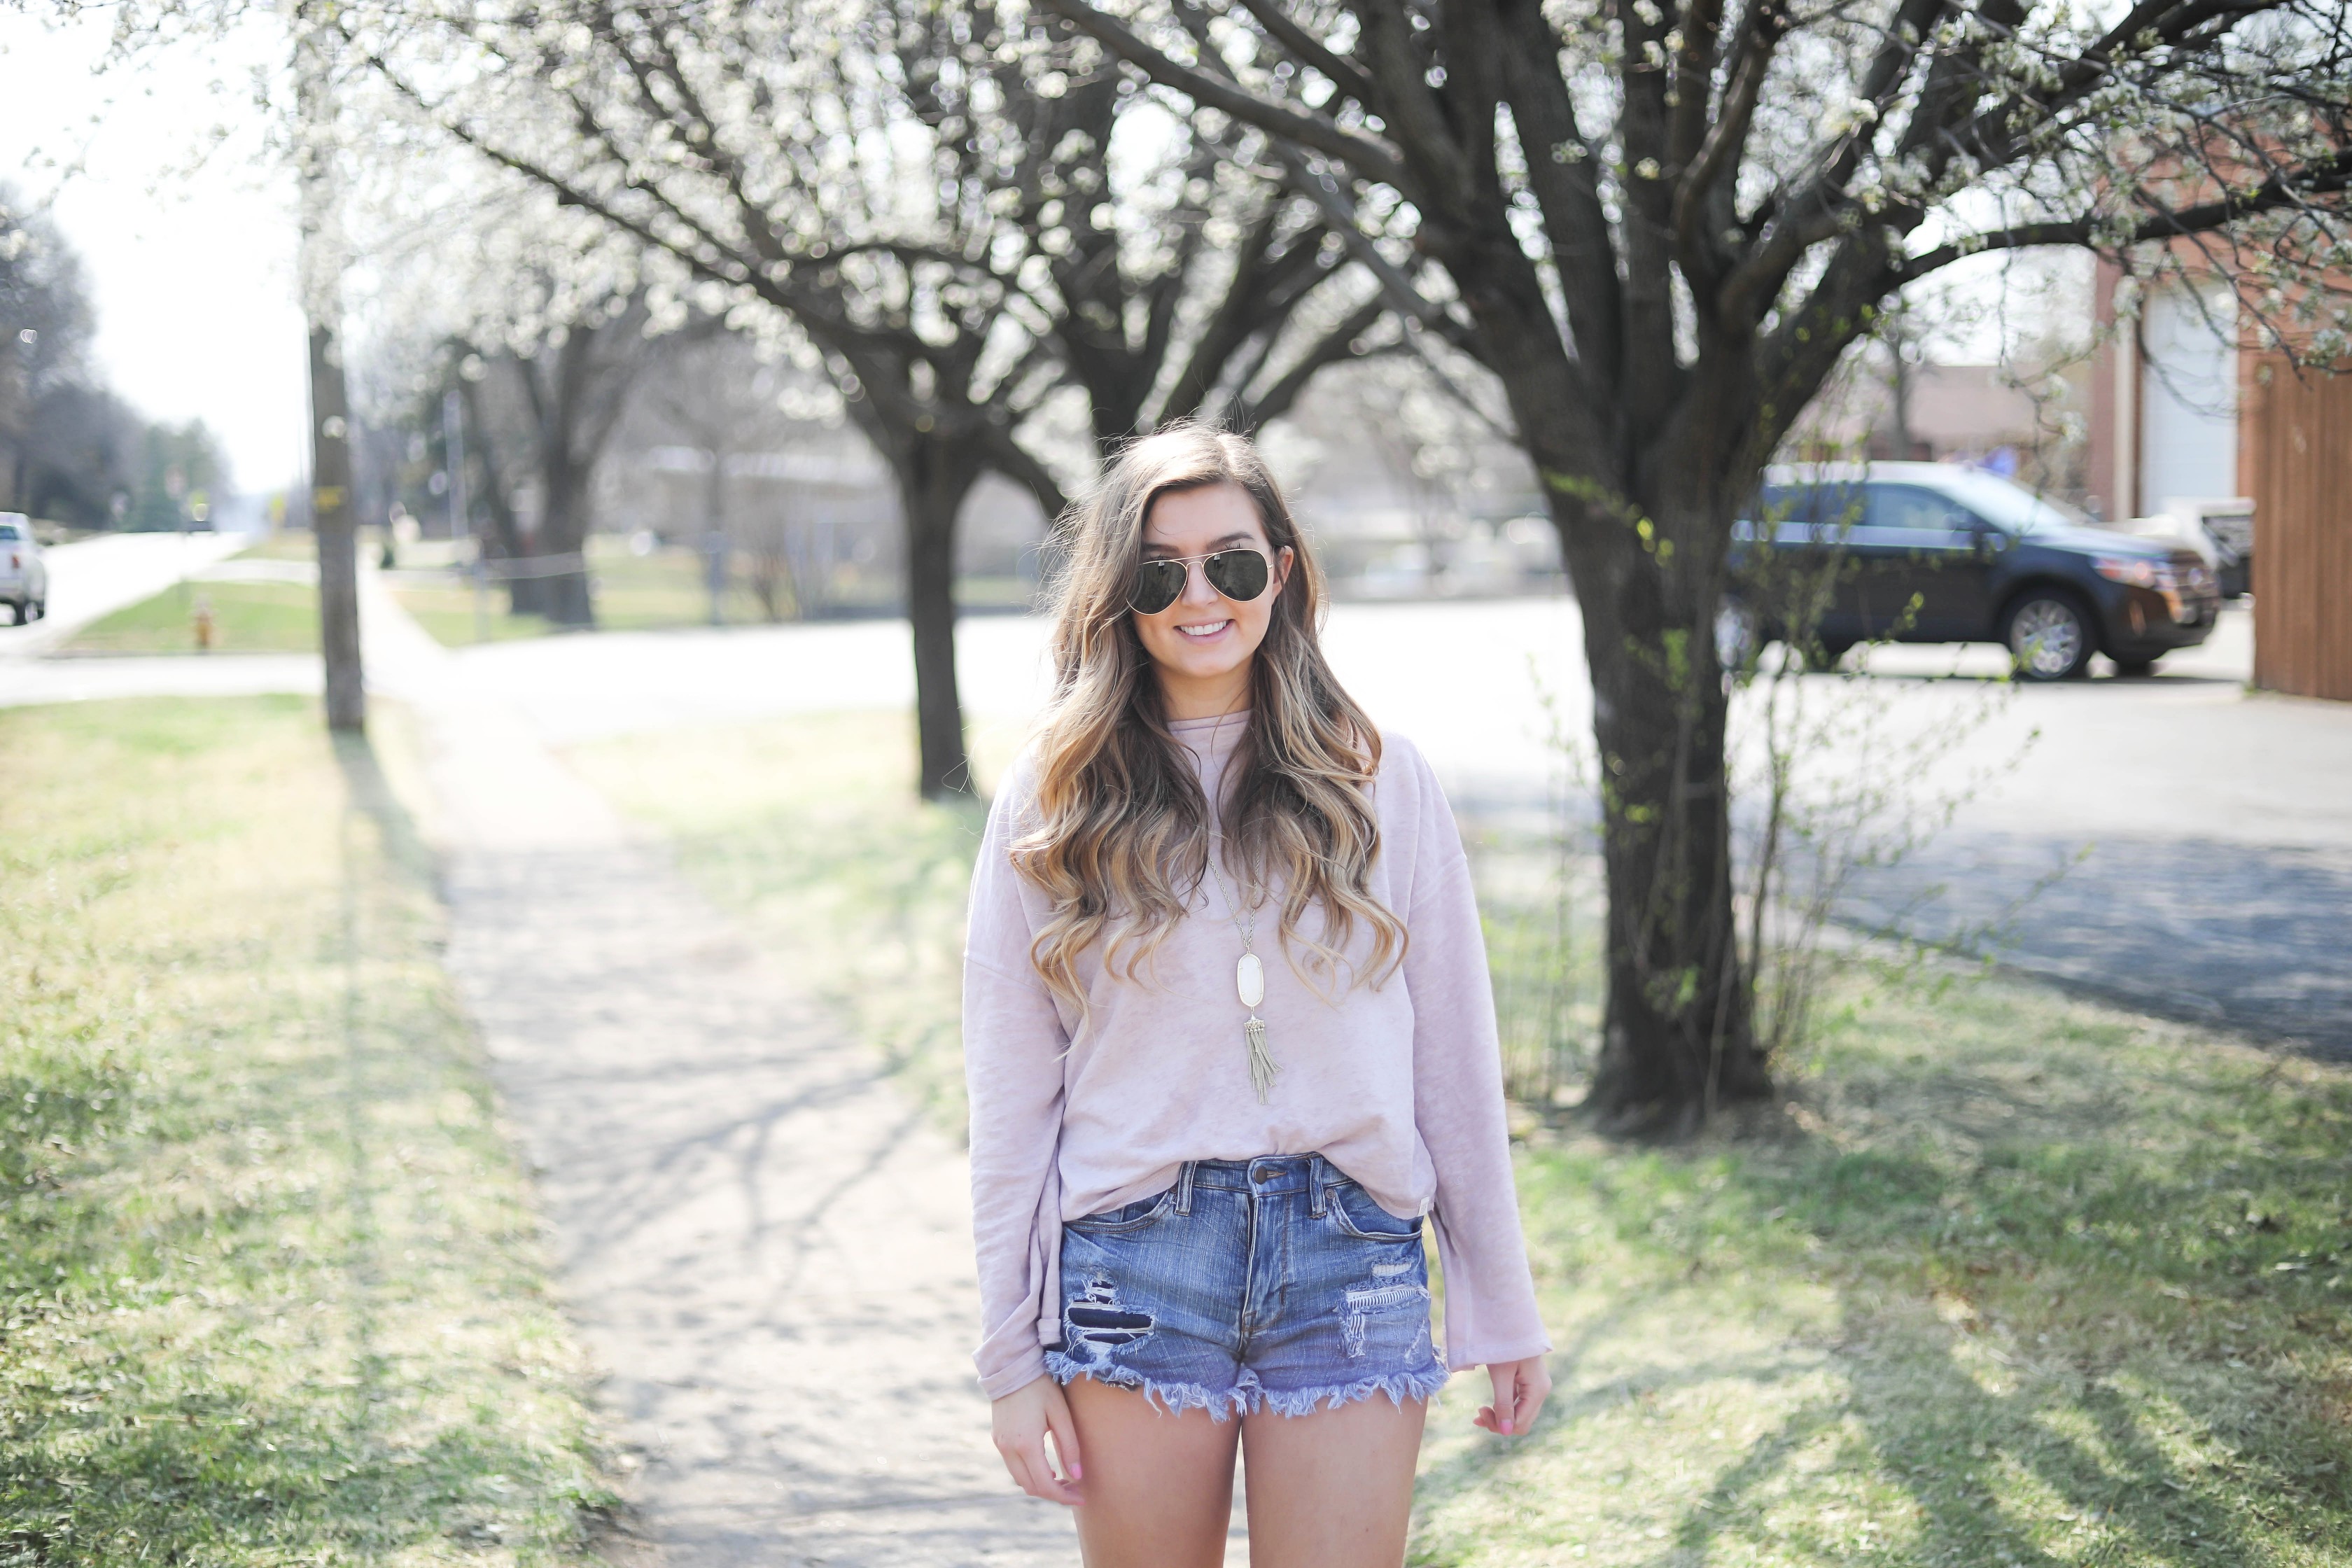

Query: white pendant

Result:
[1236,952,1266,1008]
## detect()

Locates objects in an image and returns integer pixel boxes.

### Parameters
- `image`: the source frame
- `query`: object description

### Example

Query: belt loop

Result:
[1176,1161,1196,1216]
[1308,1154,1329,1217]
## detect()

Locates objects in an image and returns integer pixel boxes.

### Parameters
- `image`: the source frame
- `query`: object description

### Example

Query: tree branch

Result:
[1225,0,1378,107]
[1902,153,2352,279]
[1035,0,1408,187]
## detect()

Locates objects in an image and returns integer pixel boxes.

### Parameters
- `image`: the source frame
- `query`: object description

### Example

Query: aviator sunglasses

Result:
[1130,547,1273,615]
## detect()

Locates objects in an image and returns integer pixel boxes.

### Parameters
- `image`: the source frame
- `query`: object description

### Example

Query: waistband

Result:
[1177,1154,1346,1214]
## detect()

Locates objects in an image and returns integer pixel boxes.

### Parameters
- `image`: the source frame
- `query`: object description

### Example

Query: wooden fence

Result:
[2244,354,2352,701]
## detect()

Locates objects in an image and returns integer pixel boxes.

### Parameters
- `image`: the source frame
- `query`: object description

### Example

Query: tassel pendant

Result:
[1245,1014,1278,1102]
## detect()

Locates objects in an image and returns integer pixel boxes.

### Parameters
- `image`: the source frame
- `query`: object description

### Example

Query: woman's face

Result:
[1132,481,1294,715]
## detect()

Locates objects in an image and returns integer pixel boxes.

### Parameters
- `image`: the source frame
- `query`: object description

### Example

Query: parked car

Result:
[0,514,48,625]
[1723,463,2221,680]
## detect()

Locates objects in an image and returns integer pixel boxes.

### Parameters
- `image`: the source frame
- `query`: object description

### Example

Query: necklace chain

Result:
[1201,830,1256,951]
[1200,705,1256,945]
[1200,705,1278,1101]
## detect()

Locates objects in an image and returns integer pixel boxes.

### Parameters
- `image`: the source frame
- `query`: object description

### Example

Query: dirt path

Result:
[363,578,1079,1565]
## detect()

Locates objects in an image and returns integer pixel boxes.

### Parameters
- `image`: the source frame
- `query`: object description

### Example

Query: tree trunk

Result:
[535,433,596,627]
[893,437,984,799]
[1555,492,1770,1135]
[309,323,365,734]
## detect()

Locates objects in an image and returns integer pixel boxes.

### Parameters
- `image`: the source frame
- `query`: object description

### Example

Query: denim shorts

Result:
[1044,1154,1448,1420]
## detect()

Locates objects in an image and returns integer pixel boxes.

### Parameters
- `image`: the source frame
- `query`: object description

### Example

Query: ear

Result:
[1273,544,1295,593]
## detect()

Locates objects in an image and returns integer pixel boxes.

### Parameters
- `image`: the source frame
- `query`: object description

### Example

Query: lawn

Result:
[572,710,2352,1568]
[386,540,784,645]
[62,580,319,655]
[0,696,616,1564]
[391,538,1035,647]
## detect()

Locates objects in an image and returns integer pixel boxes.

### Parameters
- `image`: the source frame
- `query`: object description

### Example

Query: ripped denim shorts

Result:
[1044,1154,1448,1420]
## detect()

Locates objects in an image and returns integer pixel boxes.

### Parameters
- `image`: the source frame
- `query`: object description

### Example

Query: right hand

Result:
[991,1376,1084,1506]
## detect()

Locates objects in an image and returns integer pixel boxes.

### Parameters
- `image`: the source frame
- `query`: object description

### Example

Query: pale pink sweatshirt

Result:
[962,712,1550,1399]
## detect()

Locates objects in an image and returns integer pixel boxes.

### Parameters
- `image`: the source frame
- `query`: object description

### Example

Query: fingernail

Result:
[1501,1420,1513,1434]
[1072,1464,1083,1479]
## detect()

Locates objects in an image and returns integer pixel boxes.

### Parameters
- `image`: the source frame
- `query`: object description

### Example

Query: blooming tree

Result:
[333,0,1394,793]
[1040,0,2351,1126]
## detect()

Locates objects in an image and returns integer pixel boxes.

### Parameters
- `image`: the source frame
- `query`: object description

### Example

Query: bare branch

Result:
[1036,0,1409,186]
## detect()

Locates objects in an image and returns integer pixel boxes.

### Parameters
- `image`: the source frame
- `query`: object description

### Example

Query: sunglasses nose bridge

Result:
[1176,555,1225,607]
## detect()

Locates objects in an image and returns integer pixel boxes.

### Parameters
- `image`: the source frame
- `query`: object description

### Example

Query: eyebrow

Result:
[1141,531,1260,557]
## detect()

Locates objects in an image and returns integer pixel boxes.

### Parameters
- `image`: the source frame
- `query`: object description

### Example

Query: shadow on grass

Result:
[1410,983,2352,1566]
[0,700,609,1563]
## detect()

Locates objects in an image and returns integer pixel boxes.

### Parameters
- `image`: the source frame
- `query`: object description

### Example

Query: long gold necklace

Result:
[1201,707,1278,1102]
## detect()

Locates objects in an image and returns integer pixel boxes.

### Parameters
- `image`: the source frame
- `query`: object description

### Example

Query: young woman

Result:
[963,424,1550,1567]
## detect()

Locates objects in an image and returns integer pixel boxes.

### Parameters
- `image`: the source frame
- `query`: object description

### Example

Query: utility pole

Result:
[298,7,364,732]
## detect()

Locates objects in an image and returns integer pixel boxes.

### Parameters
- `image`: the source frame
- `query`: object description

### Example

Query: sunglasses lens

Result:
[1205,550,1270,601]
[1130,559,1185,615]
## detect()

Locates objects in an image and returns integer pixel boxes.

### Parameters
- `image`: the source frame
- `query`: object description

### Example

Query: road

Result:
[0,530,250,657]
[3,559,2344,1056]
[435,597,2352,1058]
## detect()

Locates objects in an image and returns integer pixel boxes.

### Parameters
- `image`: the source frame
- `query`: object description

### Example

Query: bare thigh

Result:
[1065,1377,1242,1568]
[1240,1394,1428,1568]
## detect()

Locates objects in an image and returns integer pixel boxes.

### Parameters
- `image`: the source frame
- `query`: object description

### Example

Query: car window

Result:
[0,526,20,541]
[1758,484,1863,530]
[1867,484,1981,533]
[1931,469,2085,533]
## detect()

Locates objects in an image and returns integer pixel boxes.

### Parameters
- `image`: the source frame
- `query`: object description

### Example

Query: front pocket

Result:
[1326,1182,1424,1242]
[1065,1187,1178,1235]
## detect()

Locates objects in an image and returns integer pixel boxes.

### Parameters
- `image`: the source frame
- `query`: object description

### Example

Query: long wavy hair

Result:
[1009,422,1407,1018]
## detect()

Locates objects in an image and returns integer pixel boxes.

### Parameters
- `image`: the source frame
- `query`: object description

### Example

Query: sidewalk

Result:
[361,577,1079,1564]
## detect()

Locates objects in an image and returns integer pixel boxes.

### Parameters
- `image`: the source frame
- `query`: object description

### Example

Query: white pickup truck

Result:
[0,513,50,624]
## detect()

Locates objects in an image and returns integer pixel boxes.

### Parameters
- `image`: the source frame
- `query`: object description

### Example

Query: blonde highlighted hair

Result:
[1009,422,1406,1016]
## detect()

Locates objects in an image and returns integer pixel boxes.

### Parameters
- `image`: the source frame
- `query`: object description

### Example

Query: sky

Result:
[0,5,2073,505]
[1,6,306,496]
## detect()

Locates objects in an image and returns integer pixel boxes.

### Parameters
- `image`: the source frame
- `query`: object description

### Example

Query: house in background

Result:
[2087,260,2352,701]
[1787,353,2091,505]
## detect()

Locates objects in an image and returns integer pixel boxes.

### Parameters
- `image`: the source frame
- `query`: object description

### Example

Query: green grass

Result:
[393,538,1036,648]
[0,696,616,1564]
[387,541,766,645]
[570,709,2352,1567]
[63,581,319,655]
[1410,980,2351,1566]
[570,712,1004,1130]
[230,533,323,563]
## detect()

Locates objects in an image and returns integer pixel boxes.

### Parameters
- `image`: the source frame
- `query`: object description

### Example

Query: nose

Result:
[1178,558,1222,609]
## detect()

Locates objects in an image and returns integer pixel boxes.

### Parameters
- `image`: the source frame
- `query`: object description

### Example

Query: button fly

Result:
[1252,1168,1274,1184]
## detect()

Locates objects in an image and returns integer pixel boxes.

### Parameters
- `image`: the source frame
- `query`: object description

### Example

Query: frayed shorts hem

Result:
[1044,1351,1448,1422]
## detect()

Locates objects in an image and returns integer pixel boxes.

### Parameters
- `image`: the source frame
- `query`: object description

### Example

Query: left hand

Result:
[1474,1354,1551,1437]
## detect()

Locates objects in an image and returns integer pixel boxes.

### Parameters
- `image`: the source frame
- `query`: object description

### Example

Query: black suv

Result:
[1724,463,2222,680]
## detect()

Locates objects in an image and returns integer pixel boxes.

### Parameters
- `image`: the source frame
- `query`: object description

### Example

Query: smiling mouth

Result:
[1176,620,1233,640]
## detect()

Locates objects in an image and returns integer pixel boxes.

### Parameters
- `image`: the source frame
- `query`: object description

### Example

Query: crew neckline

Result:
[1167,708,1253,734]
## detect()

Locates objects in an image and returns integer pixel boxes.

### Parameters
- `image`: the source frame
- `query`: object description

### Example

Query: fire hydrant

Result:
[192,594,215,652]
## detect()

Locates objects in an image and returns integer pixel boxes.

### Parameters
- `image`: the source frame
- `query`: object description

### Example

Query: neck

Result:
[1155,661,1253,721]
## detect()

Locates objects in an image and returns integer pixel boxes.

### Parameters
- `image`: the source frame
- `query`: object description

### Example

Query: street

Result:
[433,596,2352,1058]
[3,565,2344,1056]
[0,530,248,656]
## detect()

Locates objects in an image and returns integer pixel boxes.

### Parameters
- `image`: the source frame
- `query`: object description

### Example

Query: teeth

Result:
[1177,621,1231,638]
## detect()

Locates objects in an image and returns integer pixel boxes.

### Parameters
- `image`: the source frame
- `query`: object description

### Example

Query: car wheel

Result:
[2003,589,2094,680]
[5,601,22,627]
[2112,657,2157,678]
[30,598,45,622]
